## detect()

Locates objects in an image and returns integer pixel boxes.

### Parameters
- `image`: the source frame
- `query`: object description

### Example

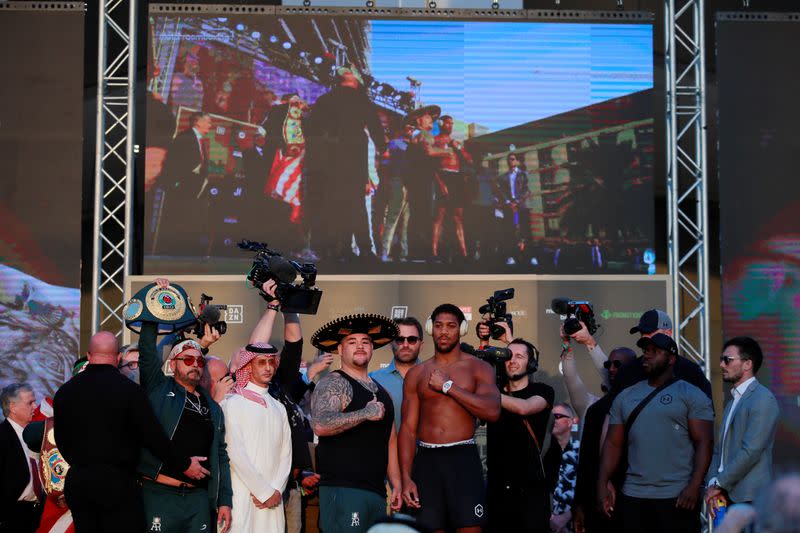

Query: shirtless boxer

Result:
[399,303,501,532]
[432,115,472,259]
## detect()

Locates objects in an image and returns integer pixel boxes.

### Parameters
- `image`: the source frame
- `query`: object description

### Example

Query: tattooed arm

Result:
[311,372,385,437]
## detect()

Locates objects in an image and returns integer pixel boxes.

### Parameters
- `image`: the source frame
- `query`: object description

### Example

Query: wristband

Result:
[267,303,281,312]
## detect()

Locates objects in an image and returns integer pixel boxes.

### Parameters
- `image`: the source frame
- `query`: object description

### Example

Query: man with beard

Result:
[400,304,500,533]
[370,317,424,430]
[310,314,402,532]
[304,66,386,262]
[432,115,471,260]
[597,334,713,533]
[137,279,233,533]
[485,337,554,533]
[704,337,779,516]
[571,347,636,533]
[222,343,291,533]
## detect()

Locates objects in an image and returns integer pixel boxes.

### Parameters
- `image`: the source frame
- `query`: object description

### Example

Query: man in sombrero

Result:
[310,313,403,532]
[222,342,292,533]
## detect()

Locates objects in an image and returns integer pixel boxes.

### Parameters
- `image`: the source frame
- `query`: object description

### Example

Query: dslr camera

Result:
[239,240,323,314]
[478,288,515,340]
[551,297,598,336]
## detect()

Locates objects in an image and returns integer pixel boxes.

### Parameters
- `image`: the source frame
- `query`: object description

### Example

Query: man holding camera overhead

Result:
[476,320,555,533]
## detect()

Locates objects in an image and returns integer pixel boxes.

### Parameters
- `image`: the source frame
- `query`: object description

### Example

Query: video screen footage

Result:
[144,10,655,274]
[718,16,800,468]
[0,7,84,402]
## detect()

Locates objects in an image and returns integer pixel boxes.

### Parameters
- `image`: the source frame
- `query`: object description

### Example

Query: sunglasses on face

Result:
[720,355,742,365]
[553,413,571,420]
[603,360,623,370]
[395,336,421,345]
[175,355,206,368]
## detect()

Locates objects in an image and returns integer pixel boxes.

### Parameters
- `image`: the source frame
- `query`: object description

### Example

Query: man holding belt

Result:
[137,278,233,533]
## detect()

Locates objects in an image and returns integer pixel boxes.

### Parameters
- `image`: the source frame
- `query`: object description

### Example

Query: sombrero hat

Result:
[404,105,441,125]
[311,313,399,353]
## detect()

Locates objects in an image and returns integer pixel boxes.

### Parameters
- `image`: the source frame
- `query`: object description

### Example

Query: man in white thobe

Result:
[223,343,292,533]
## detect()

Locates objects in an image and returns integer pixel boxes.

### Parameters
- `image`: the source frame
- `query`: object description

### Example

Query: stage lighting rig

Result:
[491,0,499,8]
[366,0,375,6]
[428,0,437,7]
[616,0,624,8]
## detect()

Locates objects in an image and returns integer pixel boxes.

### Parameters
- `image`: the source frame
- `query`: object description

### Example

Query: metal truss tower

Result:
[665,0,711,377]
[91,2,711,369]
[91,0,137,336]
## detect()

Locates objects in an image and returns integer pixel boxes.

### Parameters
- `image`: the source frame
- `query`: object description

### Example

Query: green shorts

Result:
[142,479,211,532]
[319,486,387,533]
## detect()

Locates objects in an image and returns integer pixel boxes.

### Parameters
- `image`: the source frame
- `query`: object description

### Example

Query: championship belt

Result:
[40,418,68,496]
[123,282,197,334]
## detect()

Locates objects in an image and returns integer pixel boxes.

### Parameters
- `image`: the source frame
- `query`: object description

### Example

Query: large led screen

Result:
[0,6,84,403]
[718,15,800,468]
[144,8,655,275]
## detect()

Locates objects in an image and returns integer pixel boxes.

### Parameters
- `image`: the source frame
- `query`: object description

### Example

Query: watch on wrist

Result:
[442,380,454,395]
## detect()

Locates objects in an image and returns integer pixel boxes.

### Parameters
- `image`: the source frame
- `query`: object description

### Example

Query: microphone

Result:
[199,303,221,324]
[551,297,571,315]
[460,342,477,355]
[270,256,299,284]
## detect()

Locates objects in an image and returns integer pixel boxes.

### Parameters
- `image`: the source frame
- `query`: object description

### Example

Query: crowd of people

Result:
[151,53,570,268]
[0,279,787,533]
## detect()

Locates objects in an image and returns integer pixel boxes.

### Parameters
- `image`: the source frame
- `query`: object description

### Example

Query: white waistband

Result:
[417,438,476,449]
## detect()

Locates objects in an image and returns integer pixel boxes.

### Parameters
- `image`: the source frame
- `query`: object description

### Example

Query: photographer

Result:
[244,280,328,533]
[479,321,555,533]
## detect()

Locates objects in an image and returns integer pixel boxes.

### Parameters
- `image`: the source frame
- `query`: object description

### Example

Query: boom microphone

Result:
[551,297,572,315]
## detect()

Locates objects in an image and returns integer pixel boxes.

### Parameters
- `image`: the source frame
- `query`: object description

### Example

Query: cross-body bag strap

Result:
[624,377,678,435]
[522,418,546,480]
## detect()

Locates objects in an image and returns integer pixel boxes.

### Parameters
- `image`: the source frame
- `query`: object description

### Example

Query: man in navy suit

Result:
[706,337,780,513]
[0,382,41,532]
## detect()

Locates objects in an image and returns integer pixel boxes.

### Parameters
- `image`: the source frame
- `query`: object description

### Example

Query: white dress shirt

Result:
[508,168,518,200]
[8,419,38,502]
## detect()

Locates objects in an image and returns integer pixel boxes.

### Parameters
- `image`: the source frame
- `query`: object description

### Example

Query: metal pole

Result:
[696,0,711,379]
[123,0,137,281]
[666,0,681,351]
[91,1,107,333]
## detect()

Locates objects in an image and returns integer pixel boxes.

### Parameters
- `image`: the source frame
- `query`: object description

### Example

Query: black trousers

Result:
[486,483,549,533]
[0,500,42,533]
[621,494,699,533]
[64,468,143,533]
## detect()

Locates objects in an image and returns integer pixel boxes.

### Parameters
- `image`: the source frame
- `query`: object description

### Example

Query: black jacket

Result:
[53,364,190,505]
[0,419,34,514]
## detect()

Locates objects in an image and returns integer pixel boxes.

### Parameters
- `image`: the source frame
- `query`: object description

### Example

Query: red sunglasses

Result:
[175,355,206,368]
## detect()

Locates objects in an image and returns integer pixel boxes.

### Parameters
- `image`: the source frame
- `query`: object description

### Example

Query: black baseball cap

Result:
[636,333,678,356]
[630,309,673,335]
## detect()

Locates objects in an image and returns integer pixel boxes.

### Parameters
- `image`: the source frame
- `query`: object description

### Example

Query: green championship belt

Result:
[123,282,197,334]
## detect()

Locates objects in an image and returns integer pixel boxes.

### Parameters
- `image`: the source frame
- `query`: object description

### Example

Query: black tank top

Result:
[317,370,394,496]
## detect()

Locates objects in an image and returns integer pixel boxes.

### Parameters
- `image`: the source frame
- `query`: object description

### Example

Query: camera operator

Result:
[478,321,555,533]
[245,280,328,533]
[565,309,711,400]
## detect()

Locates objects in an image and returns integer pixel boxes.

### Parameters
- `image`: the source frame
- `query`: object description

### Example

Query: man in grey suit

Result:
[705,336,780,514]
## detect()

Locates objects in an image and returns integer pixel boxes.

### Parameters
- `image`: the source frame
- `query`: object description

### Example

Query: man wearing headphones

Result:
[484,333,555,533]
[399,303,500,532]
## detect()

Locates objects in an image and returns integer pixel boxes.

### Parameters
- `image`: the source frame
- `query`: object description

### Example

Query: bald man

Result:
[53,331,207,533]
